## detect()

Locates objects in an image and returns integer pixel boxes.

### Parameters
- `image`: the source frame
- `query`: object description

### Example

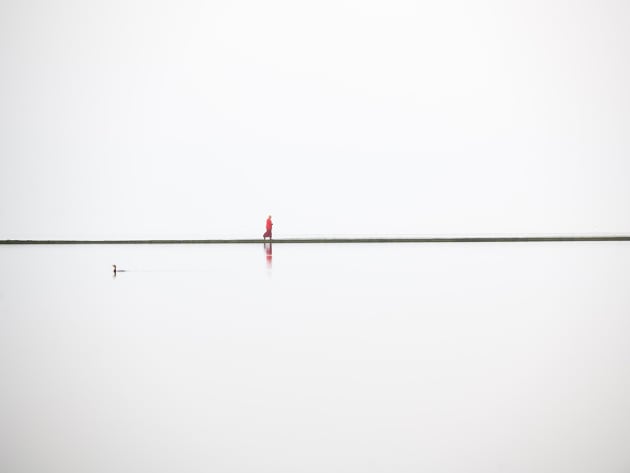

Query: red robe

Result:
[263,218,273,238]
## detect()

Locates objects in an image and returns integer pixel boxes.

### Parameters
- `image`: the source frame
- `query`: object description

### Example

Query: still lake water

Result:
[1,242,629,472]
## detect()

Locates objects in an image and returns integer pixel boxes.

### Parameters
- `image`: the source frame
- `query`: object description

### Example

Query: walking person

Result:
[263,215,273,240]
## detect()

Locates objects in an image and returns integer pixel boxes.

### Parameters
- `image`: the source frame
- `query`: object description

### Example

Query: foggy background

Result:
[1,0,629,239]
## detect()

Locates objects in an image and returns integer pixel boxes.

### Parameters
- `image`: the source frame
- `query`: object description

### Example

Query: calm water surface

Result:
[1,243,629,472]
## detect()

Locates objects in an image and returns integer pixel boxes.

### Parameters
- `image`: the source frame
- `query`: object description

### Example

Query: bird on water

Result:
[113,264,128,275]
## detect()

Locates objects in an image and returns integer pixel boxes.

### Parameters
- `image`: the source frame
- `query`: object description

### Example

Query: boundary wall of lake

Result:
[2,236,629,245]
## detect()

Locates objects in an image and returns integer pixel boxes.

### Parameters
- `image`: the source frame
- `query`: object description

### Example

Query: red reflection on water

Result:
[264,242,272,268]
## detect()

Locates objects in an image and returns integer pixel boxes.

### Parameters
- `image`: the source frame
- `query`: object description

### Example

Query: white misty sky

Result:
[1,0,629,239]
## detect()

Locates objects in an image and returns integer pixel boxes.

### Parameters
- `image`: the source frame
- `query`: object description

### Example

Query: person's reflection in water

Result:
[264,242,272,269]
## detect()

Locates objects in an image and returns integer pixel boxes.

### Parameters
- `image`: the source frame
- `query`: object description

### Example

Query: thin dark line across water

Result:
[1,236,629,245]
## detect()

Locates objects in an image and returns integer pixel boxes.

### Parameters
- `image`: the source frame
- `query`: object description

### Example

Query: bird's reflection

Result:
[264,242,272,269]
